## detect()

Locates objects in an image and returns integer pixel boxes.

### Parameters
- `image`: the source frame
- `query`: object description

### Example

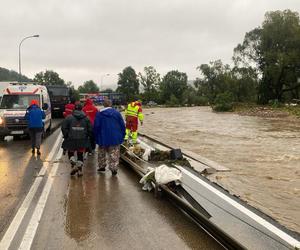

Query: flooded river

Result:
[140,106,300,233]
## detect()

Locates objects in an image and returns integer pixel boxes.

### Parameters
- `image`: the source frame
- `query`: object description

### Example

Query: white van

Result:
[0,83,52,140]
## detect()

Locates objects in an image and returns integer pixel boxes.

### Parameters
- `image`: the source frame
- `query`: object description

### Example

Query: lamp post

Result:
[18,35,39,81]
[100,73,110,91]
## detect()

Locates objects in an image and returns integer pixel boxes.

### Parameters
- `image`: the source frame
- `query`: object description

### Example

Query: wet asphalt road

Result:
[0,119,62,239]
[0,124,221,249]
[31,154,221,250]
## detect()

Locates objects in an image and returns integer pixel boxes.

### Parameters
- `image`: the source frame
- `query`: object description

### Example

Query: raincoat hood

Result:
[94,107,125,147]
[85,98,93,106]
[100,107,115,117]
[28,104,39,109]
[30,99,39,106]
[73,110,86,119]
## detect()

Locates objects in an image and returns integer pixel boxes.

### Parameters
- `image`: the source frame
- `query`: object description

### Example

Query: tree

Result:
[231,66,258,102]
[34,70,65,86]
[78,80,99,93]
[195,60,258,104]
[160,70,188,104]
[139,66,161,103]
[116,66,139,101]
[0,67,31,82]
[101,88,114,93]
[65,81,80,101]
[182,86,209,106]
[234,10,300,103]
[195,60,233,104]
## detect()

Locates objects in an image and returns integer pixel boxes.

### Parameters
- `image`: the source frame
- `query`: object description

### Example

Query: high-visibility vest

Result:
[125,102,144,121]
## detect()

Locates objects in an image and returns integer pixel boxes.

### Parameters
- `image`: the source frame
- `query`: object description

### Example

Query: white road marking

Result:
[178,166,300,248]
[45,132,63,162]
[19,148,63,250]
[0,133,62,250]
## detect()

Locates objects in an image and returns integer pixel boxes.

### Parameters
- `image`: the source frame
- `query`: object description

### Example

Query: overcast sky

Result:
[0,0,299,89]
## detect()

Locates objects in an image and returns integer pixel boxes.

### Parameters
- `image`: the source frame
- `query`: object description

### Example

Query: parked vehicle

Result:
[147,101,158,106]
[0,83,52,140]
[47,85,70,117]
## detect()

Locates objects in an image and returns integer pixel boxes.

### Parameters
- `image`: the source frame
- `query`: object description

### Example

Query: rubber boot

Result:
[70,166,78,176]
[77,161,83,177]
[70,156,78,176]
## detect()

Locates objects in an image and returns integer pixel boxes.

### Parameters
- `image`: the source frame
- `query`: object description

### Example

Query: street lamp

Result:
[100,73,110,91]
[18,34,39,81]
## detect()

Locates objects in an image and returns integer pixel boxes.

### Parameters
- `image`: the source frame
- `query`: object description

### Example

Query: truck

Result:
[46,85,70,117]
[0,83,52,140]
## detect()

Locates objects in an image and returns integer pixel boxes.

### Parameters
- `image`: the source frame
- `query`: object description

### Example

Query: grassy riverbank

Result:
[233,103,300,119]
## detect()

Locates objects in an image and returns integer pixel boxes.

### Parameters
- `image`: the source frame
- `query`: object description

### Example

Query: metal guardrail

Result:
[120,153,246,250]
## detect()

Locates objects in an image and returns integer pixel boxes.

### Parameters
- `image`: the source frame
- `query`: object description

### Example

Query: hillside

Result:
[0,67,31,82]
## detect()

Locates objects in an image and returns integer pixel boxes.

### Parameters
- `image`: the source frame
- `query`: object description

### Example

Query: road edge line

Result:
[0,133,62,250]
[18,148,63,250]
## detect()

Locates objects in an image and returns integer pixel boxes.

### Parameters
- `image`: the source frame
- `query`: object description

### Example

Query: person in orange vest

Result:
[124,100,144,144]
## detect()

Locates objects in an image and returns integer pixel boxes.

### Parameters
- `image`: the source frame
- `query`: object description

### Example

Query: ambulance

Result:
[0,83,52,140]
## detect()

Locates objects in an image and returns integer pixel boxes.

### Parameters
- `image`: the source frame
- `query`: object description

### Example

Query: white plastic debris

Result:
[155,164,182,185]
[139,167,155,192]
[139,165,182,191]
[142,147,151,161]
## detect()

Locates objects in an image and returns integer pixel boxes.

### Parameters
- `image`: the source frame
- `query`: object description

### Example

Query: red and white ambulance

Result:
[0,83,52,140]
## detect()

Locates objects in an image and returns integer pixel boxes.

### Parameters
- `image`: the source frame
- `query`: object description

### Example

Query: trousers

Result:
[98,145,120,171]
[29,128,43,149]
[125,116,138,143]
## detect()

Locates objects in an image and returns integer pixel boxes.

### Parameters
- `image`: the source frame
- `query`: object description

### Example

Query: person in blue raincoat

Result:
[94,99,125,175]
[25,99,46,155]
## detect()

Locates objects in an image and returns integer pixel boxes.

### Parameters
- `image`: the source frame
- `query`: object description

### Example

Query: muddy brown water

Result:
[140,106,300,233]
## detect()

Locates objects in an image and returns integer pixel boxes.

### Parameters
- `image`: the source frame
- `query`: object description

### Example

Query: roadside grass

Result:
[233,102,300,118]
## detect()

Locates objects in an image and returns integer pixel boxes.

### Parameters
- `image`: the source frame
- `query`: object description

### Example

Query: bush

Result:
[194,96,209,106]
[212,92,234,112]
[166,94,180,107]
[268,99,282,108]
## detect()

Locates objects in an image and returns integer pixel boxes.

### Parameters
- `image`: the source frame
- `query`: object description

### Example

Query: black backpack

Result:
[68,118,87,140]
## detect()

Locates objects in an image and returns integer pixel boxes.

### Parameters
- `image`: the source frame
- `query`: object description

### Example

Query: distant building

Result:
[79,92,125,105]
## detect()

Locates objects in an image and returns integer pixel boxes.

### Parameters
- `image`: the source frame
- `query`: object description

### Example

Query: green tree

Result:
[234,9,300,103]
[182,86,209,106]
[139,66,161,103]
[195,60,232,104]
[78,80,99,93]
[0,67,31,82]
[213,92,234,112]
[195,60,258,105]
[116,66,139,101]
[65,81,80,101]
[160,70,188,104]
[101,88,114,93]
[231,66,258,102]
[34,70,65,86]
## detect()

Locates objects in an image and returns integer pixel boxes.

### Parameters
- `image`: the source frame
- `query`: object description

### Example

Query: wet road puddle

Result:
[51,154,222,249]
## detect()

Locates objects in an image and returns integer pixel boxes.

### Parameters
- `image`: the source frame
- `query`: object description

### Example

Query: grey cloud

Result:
[0,0,299,88]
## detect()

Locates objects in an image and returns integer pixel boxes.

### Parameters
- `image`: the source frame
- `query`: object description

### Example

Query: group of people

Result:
[61,98,144,177]
[62,98,125,176]
[25,97,144,177]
